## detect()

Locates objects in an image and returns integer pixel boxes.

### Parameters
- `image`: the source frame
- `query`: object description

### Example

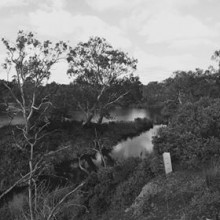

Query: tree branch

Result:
[0,165,40,201]
[104,91,129,108]
[47,182,85,220]
[3,82,23,110]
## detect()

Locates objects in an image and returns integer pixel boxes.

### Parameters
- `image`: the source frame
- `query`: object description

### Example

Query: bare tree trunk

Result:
[100,153,106,167]
[1,33,68,220]
[97,114,104,124]
[83,114,94,126]
[178,91,183,105]
[28,144,34,220]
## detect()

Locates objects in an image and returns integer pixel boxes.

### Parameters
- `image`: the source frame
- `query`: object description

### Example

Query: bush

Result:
[186,190,220,219]
[154,98,220,168]
[77,156,157,220]
[205,160,220,192]
[111,157,155,209]
[0,183,84,220]
[80,158,141,218]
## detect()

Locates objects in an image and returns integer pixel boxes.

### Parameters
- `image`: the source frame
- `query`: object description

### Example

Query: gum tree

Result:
[67,37,138,125]
[0,31,68,220]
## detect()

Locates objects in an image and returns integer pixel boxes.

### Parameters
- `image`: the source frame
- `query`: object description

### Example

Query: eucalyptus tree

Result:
[0,31,68,220]
[67,37,138,125]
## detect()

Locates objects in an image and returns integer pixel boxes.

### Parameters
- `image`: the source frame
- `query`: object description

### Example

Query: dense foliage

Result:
[2,30,220,219]
[142,70,220,123]
[54,155,159,220]
[67,37,141,125]
[0,118,153,190]
[154,97,220,168]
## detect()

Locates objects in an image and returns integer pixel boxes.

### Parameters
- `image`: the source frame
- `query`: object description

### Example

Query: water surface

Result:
[0,108,164,160]
[111,125,164,159]
[72,108,151,122]
[0,114,24,128]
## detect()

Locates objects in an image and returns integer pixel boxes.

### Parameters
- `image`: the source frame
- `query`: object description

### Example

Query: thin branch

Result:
[27,89,36,121]
[44,144,72,157]
[65,203,89,213]
[47,182,85,220]
[77,101,87,118]
[11,129,25,151]
[0,165,40,201]
[32,101,52,111]
[104,91,129,108]
[78,156,89,175]
[3,82,23,110]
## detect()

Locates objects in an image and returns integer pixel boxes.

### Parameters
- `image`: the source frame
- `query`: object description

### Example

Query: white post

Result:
[163,152,172,174]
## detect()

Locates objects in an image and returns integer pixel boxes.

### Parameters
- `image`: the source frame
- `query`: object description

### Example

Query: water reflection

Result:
[72,108,151,123]
[0,109,164,160]
[0,108,152,127]
[104,108,150,122]
[0,114,24,128]
[111,125,164,159]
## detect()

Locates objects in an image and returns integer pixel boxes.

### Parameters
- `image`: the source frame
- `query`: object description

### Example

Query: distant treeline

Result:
[142,69,220,123]
[2,68,220,124]
[0,79,142,121]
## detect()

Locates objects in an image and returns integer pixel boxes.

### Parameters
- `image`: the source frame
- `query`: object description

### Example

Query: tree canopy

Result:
[0,31,68,220]
[66,36,140,125]
[142,69,220,123]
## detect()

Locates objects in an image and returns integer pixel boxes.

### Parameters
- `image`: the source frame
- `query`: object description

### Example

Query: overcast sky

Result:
[0,0,220,85]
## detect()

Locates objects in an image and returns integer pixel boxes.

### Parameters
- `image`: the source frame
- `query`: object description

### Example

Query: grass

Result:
[205,160,220,192]
[122,168,220,220]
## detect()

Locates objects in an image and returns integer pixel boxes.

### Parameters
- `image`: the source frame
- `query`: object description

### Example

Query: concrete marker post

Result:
[163,152,172,174]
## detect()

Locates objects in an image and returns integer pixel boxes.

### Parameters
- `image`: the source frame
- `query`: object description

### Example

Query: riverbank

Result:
[0,117,155,219]
[1,116,220,219]
[0,117,153,190]
[121,168,220,220]
[112,124,163,159]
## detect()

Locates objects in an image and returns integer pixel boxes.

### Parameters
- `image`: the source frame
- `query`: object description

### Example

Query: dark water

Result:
[0,114,25,128]
[0,108,163,159]
[87,108,163,159]
[72,108,151,122]
[73,108,163,159]
[111,125,164,159]
[0,108,153,126]
[101,108,163,158]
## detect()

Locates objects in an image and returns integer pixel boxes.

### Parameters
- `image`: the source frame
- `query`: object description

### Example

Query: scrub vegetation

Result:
[1,31,220,219]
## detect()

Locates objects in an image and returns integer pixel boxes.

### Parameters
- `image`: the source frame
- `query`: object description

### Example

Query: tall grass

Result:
[205,160,220,192]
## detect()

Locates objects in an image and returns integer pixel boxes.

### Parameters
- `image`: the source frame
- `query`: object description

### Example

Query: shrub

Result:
[0,183,84,220]
[111,157,155,209]
[154,98,220,168]
[186,190,220,219]
[205,160,220,192]
[77,157,156,220]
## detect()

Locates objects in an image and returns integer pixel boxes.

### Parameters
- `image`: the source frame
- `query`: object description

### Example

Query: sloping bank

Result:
[124,171,220,220]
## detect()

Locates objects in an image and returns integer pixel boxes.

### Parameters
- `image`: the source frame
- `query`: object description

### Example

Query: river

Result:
[0,107,155,126]
[0,108,163,158]
[70,107,151,123]
[87,108,163,159]
[0,113,25,128]
[111,125,163,159]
